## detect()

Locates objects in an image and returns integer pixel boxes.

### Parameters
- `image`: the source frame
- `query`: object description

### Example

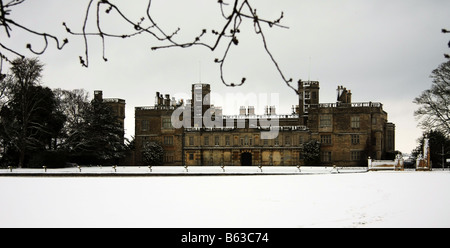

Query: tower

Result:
[298,80,304,116]
[297,80,320,116]
[94,90,103,102]
[191,83,211,128]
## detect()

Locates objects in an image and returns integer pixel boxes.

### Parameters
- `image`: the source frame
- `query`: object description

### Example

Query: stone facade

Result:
[134,82,395,167]
[307,101,392,166]
[135,106,184,166]
[183,119,310,167]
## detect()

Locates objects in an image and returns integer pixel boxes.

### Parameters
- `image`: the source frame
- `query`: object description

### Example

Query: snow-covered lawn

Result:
[1,170,449,227]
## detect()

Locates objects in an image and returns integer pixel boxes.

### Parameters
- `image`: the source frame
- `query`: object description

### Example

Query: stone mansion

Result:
[133,81,395,167]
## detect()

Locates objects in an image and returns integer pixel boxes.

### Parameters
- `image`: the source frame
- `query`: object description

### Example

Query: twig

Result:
[0,0,68,72]
[63,0,297,93]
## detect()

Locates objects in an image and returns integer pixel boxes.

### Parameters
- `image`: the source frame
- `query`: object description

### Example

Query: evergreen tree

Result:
[142,141,164,166]
[66,97,125,165]
[303,140,320,165]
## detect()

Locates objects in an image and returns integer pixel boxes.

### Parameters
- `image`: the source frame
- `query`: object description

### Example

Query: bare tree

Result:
[52,88,90,147]
[0,58,64,167]
[414,60,450,136]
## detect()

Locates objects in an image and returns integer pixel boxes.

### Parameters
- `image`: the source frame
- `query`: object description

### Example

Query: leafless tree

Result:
[0,58,58,168]
[52,88,90,147]
[414,60,450,137]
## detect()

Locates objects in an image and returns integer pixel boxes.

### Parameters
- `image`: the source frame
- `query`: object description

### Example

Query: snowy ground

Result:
[1,169,449,228]
[0,165,365,175]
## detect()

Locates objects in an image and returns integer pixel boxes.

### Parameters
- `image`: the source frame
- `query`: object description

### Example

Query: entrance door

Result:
[241,152,252,166]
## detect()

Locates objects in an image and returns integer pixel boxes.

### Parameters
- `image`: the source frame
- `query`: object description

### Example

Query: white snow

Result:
[0,165,364,175]
[1,170,449,227]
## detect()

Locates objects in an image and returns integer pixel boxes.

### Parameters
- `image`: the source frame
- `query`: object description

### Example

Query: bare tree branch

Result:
[64,0,297,93]
[0,0,68,73]
[443,28,450,59]
[1,0,297,93]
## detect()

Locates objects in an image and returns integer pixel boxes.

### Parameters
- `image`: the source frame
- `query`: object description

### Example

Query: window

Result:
[215,136,220,146]
[162,118,172,129]
[351,151,362,161]
[164,136,173,145]
[189,136,194,146]
[351,134,360,145]
[372,117,377,125]
[263,139,269,146]
[244,136,249,146]
[141,120,149,131]
[285,136,291,146]
[305,91,310,99]
[321,135,332,145]
[204,136,209,146]
[320,115,332,128]
[351,116,360,129]
[188,153,194,160]
[164,152,174,163]
[321,151,332,162]
[274,137,280,146]
[225,136,230,146]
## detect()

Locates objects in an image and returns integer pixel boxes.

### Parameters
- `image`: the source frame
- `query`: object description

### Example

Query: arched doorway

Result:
[241,152,252,166]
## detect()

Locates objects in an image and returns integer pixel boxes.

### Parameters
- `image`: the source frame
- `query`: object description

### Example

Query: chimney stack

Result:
[239,106,247,116]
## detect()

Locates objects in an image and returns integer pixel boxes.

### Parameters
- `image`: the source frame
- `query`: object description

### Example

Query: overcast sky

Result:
[3,0,450,154]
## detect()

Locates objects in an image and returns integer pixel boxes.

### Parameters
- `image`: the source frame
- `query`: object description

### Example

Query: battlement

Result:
[303,81,320,87]
[103,98,126,104]
[309,102,382,109]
